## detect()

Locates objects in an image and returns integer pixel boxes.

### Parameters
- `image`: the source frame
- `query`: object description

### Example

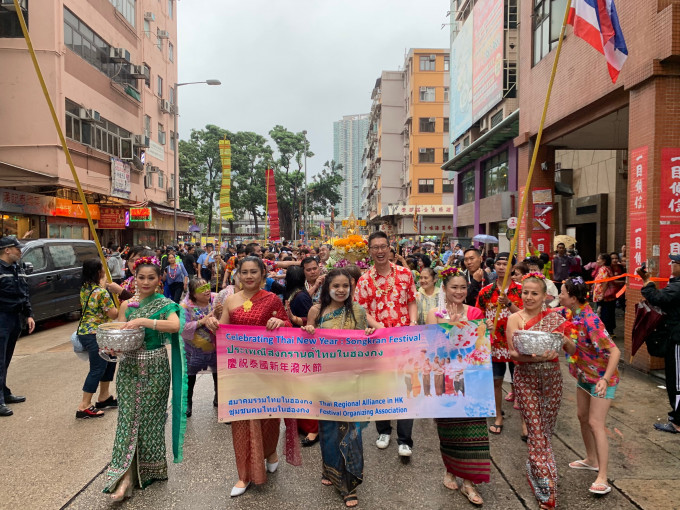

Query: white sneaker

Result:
[398,444,412,457]
[376,434,391,449]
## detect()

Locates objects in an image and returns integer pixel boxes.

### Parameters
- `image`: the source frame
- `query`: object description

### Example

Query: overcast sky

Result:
[177,0,449,174]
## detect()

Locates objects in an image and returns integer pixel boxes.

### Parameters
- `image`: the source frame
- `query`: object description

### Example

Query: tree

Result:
[308,160,343,217]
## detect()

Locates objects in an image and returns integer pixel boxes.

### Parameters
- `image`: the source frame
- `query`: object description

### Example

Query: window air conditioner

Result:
[167,186,175,201]
[0,0,27,11]
[79,108,101,123]
[429,54,436,60]
[109,47,131,63]
[149,166,160,173]
[157,29,170,39]
[479,117,488,132]
[428,117,436,122]
[144,12,155,21]
[160,99,171,113]
[134,134,150,148]
[419,148,427,153]
[128,64,147,78]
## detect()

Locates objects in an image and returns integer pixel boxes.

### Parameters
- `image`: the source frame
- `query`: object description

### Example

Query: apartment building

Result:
[0,0,191,247]
[333,113,369,219]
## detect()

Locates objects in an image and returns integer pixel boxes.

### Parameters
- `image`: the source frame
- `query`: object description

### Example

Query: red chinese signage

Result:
[628,215,646,289]
[629,146,648,215]
[99,207,126,229]
[660,148,680,221]
[130,207,152,222]
[531,232,552,255]
[659,223,680,282]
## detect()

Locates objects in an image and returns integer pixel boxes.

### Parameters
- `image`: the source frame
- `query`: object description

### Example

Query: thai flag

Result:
[568,0,628,83]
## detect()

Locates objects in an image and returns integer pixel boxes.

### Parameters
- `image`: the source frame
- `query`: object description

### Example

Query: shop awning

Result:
[441,109,520,173]
[0,160,59,186]
[150,203,194,219]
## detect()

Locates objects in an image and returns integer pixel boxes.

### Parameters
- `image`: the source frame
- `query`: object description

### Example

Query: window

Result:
[418,179,435,193]
[168,42,174,62]
[419,118,436,133]
[158,171,165,188]
[168,0,174,19]
[419,55,436,71]
[482,151,509,198]
[63,8,138,91]
[443,118,450,132]
[65,98,132,159]
[169,86,175,106]
[443,178,454,193]
[419,87,435,102]
[444,87,449,102]
[157,76,163,97]
[463,136,470,147]
[454,143,461,155]
[491,110,504,128]
[144,63,151,87]
[156,35,162,51]
[0,0,27,38]
[418,148,435,163]
[48,245,77,268]
[109,0,136,27]
[170,131,175,151]
[505,0,518,29]
[143,19,150,38]
[444,56,450,71]
[158,123,166,144]
[443,148,450,162]
[22,247,46,271]
[144,115,151,138]
[504,61,517,98]
[461,171,475,204]
[533,0,568,65]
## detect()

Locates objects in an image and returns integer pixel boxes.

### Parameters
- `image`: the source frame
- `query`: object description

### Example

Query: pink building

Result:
[0,0,191,247]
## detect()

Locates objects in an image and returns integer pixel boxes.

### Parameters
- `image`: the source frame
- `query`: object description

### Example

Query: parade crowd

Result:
[0,232,679,509]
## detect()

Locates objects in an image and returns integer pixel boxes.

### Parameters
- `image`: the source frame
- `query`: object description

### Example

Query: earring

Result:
[238,282,243,290]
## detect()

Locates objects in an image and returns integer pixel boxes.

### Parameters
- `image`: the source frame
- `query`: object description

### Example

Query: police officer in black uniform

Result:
[0,236,35,417]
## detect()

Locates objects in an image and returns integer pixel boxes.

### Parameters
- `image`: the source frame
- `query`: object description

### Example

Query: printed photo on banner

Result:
[216,322,495,422]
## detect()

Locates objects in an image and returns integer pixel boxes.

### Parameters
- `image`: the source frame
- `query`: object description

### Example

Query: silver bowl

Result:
[96,322,145,361]
[513,330,564,356]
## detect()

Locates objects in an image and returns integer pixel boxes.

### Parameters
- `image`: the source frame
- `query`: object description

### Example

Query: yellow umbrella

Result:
[554,234,577,249]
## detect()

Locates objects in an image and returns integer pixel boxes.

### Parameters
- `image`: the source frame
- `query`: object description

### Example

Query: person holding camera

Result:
[638,255,680,434]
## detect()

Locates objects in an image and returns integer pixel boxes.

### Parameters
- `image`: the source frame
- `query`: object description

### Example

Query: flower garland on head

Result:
[127,256,161,308]
[439,266,463,280]
[521,271,546,282]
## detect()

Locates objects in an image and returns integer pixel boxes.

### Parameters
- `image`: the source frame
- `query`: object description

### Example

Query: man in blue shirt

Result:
[196,243,215,282]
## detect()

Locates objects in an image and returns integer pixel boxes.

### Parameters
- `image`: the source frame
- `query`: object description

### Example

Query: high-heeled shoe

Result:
[265,459,279,473]
[109,481,133,502]
[230,481,250,497]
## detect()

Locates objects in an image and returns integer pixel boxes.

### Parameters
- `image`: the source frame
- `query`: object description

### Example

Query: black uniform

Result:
[0,252,33,409]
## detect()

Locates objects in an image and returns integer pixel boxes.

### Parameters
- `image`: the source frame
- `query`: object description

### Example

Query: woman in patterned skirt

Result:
[506,273,576,509]
[426,267,491,506]
[219,256,301,497]
[103,256,187,502]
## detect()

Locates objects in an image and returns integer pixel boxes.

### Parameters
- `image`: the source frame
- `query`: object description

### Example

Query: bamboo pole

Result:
[492,0,573,328]
[13,1,118,306]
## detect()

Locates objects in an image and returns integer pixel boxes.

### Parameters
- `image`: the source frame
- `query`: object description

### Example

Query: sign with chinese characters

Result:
[147,139,165,161]
[0,188,54,216]
[393,205,455,216]
[531,232,552,255]
[216,323,494,422]
[628,215,646,289]
[629,146,648,216]
[99,207,126,229]
[659,224,680,282]
[129,207,152,222]
[660,148,680,221]
[54,198,100,220]
[110,158,131,199]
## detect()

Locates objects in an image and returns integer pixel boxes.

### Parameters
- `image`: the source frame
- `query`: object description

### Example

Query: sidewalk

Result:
[0,321,678,509]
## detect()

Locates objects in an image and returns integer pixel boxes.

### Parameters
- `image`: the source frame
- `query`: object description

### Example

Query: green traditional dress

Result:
[317,302,367,498]
[103,293,187,493]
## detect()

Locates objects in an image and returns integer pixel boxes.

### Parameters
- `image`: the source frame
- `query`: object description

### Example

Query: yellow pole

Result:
[13,1,118,306]
[215,216,221,293]
[493,0,572,327]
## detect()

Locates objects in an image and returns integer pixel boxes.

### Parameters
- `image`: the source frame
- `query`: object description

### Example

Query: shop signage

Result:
[110,158,131,199]
[471,0,504,122]
[0,188,54,216]
[130,207,152,222]
[506,217,517,229]
[659,223,680,284]
[629,146,648,289]
[390,205,454,216]
[660,148,680,221]
[54,198,100,220]
[629,215,646,289]
[99,207,126,229]
[147,140,165,162]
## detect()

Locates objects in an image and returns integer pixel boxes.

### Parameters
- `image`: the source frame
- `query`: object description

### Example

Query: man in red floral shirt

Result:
[356,231,418,458]
[475,253,522,435]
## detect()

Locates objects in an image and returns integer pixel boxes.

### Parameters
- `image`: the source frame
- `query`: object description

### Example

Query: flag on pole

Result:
[218,139,234,220]
[265,168,280,241]
[568,0,628,83]
[413,206,418,233]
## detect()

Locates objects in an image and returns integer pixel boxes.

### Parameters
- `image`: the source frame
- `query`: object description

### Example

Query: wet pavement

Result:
[1,317,679,510]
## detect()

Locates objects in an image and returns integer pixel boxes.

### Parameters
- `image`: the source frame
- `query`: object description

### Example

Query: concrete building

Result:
[0,0,191,247]
[333,113,369,219]
[512,0,680,371]
[442,0,519,252]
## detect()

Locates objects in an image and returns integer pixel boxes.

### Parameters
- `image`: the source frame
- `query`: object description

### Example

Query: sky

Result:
[177,0,449,175]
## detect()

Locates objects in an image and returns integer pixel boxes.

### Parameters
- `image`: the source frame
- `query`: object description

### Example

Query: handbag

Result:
[71,288,97,361]
[632,300,667,358]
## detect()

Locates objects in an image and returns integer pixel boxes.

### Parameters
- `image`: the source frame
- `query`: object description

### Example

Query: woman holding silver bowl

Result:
[101,255,187,502]
[505,272,576,510]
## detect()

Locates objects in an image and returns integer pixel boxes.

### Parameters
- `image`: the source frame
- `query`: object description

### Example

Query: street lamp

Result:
[172,79,221,244]
[302,129,308,242]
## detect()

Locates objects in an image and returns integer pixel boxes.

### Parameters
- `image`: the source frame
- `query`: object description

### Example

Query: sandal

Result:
[654,422,680,434]
[321,477,333,486]
[505,391,515,402]
[460,482,483,506]
[343,494,358,507]
[443,472,459,490]
[489,424,503,434]
[76,406,105,419]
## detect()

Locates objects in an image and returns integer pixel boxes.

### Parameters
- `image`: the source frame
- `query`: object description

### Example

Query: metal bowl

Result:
[96,322,145,354]
[513,330,564,356]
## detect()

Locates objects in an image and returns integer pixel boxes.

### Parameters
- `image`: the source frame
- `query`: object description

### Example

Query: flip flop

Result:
[589,483,612,495]
[654,422,680,434]
[568,460,599,471]
[489,424,503,435]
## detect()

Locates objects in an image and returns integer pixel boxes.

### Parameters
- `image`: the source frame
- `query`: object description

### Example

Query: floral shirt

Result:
[592,266,613,302]
[475,281,523,362]
[558,305,619,386]
[77,282,114,335]
[356,263,416,328]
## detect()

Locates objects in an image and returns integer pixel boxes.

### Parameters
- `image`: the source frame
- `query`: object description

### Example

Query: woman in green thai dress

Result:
[302,269,382,508]
[103,255,187,502]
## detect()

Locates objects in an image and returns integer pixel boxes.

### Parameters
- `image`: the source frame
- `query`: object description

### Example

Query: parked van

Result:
[20,239,100,322]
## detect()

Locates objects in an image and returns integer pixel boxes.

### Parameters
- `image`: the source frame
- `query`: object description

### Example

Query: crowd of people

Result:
[1,232,679,509]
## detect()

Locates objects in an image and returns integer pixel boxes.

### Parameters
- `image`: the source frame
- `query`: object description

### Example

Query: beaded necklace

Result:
[370,263,396,298]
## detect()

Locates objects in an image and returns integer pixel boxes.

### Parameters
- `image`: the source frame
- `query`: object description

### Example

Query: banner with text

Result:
[216,322,495,422]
